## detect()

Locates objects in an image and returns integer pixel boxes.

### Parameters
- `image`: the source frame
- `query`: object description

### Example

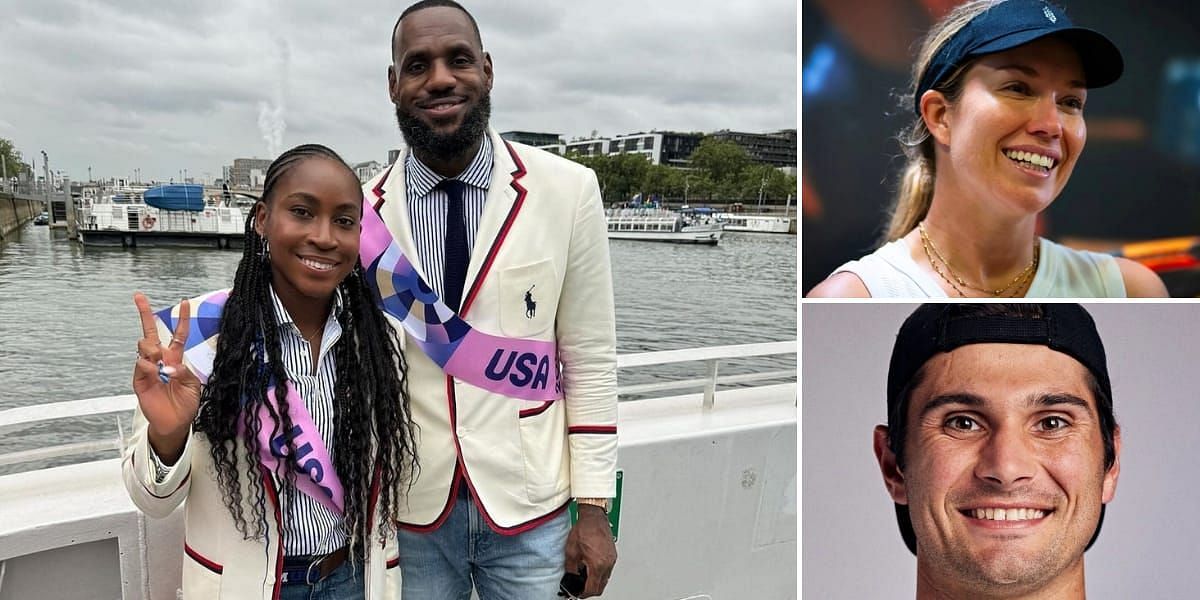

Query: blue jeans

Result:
[278,559,364,600]
[397,487,570,600]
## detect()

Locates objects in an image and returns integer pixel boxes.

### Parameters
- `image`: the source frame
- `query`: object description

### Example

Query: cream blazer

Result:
[364,130,619,533]
[121,315,401,600]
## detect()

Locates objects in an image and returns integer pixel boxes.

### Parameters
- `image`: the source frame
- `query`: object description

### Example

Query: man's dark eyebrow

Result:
[917,393,983,419]
[399,48,428,64]
[994,64,1086,89]
[1032,393,1095,416]
[400,41,477,63]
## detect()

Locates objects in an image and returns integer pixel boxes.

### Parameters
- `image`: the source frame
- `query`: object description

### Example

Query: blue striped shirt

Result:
[266,286,348,556]
[404,135,494,300]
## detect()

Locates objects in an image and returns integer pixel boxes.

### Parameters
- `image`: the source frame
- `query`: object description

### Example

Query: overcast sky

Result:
[0,0,797,183]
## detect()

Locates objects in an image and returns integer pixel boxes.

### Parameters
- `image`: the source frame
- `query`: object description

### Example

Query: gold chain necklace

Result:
[297,324,321,343]
[918,222,1039,297]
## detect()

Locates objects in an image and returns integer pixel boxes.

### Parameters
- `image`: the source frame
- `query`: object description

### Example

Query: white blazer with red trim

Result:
[121,312,401,599]
[364,129,619,533]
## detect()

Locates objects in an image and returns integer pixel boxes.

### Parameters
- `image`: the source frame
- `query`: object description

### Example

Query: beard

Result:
[395,93,491,163]
[915,487,1093,597]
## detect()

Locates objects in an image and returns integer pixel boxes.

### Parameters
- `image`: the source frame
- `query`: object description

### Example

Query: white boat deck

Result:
[0,342,796,600]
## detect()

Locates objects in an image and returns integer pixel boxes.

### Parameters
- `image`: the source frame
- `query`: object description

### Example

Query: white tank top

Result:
[832,237,1127,298]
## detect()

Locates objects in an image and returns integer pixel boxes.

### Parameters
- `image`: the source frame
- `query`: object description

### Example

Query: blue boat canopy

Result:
[144,184,205,212]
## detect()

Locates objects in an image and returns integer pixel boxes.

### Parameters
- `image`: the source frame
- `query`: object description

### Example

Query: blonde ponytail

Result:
[882,0,1004,243]
[886,152,934,241]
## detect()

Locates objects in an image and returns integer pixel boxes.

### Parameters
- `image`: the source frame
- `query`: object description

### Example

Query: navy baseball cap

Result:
[914,0,1124,115]
[886,304,1114,555]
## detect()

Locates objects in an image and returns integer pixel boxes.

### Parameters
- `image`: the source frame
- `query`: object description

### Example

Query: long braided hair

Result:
[193,143,417,559]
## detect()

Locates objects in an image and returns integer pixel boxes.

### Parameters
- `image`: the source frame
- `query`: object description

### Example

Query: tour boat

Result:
[605,207,725,245]
[715,213,792,234]
[77,184,248,249]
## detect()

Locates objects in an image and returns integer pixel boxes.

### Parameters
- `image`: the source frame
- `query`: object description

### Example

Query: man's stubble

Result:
[395,93,492,163]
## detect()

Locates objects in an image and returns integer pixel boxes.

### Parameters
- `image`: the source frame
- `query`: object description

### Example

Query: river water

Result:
[0,223,795,471]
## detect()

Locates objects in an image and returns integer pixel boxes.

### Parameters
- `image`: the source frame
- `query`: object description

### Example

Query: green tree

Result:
[687,173,716,203]
[0,138,33,180]
[737,164,796,205]
[641,164,684,201]
[779,174,798,206]
[608,153,650,203]
[565,151,651,204]
[689,137,750,190]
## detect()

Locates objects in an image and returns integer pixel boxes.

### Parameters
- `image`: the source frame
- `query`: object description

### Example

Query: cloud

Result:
[0,0,796,182]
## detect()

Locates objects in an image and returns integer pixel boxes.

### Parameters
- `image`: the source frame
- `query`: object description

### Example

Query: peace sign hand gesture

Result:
[132,292,201,464]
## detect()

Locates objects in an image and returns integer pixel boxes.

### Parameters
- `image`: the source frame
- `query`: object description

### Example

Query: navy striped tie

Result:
[440,179,468,312]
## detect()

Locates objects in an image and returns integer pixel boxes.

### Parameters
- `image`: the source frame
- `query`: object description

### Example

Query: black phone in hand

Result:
[558,565,587,598]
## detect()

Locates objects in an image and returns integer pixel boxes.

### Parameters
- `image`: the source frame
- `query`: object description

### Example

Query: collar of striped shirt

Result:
[267,284,346,342]
[404,133,494,196]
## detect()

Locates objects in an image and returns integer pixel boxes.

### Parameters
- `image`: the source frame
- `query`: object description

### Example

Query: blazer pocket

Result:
[518,404,569,502]
[498,260,557,338]
[182,543,223,596]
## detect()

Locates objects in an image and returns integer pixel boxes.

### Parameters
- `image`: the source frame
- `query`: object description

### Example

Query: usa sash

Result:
[358,197,563,401]
[155,292,345,516]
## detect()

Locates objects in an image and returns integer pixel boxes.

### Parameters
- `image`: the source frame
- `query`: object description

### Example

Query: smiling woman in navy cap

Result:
[808,0,1168,298]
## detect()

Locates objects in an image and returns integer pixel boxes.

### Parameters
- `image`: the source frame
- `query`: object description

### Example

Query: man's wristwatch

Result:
[575,497,610,514]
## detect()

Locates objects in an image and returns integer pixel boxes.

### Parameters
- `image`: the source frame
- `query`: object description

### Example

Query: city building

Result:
[558,128,796,170]
[500,131,563,147]
[708,129,797,168]
[608,131,702,167]
[388,149,402,165]
[564,138,610,158]
[225,158,272,188]
[353,160,384,183]
[561,131,702,167]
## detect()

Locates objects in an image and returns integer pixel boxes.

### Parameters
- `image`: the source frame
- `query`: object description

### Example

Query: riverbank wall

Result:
[0,192,43,240]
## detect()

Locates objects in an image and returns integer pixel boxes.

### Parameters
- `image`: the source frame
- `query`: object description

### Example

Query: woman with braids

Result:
[122,143,416,599]
[808,0,1166,298]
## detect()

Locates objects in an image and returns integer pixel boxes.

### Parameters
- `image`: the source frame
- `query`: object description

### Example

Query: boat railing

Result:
[605,207,678,219]
[0,395,133,468]
[0,341,796,469]
[616,340,795,408]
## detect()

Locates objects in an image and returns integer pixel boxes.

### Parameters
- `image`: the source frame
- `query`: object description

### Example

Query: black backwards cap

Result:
[887,304,1111,555]
[914,0,1124,115]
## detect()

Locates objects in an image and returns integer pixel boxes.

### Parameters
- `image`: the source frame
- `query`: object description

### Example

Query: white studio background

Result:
[802,303,1200,599]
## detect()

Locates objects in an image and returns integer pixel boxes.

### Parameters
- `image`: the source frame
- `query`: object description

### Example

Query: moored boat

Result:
[78,184,248,249]
[605,207,724,245]
[715,212,792,234]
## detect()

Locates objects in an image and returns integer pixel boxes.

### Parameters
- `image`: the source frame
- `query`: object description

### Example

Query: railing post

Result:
[65,185,78,240]
[702,359,719,410]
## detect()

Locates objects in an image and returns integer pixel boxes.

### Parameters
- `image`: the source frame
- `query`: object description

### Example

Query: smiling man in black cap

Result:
[873,304,1122,599]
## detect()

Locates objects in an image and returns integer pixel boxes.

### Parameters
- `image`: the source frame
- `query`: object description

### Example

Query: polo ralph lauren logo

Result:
[524,285,537,318]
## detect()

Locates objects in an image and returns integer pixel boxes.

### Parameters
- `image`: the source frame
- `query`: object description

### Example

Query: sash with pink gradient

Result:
[359,198,563,401]
[155,291,344,516]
